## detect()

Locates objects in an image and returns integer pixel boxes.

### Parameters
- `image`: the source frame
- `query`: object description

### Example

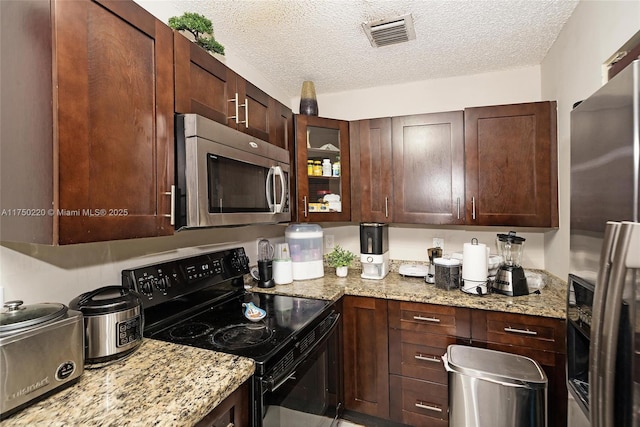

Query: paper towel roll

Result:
[462,240,488,282]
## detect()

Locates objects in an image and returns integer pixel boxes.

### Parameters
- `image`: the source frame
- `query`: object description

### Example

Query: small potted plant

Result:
[326,245,356,277]
[168,12,225,56]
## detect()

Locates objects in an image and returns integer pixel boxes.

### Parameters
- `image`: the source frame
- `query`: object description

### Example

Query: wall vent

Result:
[362,14,416,48]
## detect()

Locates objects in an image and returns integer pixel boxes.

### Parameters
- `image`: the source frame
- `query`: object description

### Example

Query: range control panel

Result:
[121,247,250,308]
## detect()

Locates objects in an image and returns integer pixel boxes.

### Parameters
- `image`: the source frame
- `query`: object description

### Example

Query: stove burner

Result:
[211,323,274,349]
[169,322,213,340]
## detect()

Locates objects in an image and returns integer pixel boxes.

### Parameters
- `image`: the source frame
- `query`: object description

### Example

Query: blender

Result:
[256,238,275,288]
[493,231,528,296]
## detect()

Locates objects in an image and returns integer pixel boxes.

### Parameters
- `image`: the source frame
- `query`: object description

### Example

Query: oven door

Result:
[255,313,342,427]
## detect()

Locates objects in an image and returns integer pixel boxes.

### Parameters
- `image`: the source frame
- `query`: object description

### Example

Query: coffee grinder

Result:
[360,223,389,280]
[493,231,528,296]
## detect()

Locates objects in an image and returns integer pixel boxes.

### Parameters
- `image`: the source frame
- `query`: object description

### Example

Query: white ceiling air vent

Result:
[362,14,416,48]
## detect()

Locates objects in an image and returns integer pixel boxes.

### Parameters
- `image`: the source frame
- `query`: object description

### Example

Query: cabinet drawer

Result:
[472,310,566,353]
[389,375,448,426]
[389,329,459,384]
[388,300,470,338]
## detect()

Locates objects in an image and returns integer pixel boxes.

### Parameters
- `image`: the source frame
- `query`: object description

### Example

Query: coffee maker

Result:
[360,223,389,280]
[493,231,528,296]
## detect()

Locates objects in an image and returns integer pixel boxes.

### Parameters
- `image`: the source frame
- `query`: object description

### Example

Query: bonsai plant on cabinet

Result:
[326,245,356,277]
[168,12,225,55]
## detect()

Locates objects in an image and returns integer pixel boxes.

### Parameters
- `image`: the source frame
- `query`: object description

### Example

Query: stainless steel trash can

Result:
[443,345,547,427]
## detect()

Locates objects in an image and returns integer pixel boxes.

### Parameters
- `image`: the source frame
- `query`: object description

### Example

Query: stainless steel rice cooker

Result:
[70,286,143,366]
[0,300,84,420]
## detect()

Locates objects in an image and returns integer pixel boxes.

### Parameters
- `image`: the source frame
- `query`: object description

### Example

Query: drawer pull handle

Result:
[413,315,440,323]
[415,401,442,413]
[504,326,538,336]
[415,354,441,363]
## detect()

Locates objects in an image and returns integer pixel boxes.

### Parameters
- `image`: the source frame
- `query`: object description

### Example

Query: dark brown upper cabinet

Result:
[174,32,291,147]
[464,101,558,227]
[352,118,394,223]
[353,113,465,225]
[294,115,351,222]
[1,0,175,244]
[391,112,466,225]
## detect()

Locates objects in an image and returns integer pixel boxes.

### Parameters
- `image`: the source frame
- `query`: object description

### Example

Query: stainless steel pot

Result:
[0,300,84,419]
[70,286,143,367]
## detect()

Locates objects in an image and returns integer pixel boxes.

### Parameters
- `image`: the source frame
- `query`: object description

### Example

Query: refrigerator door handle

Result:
[589,221,621,427]
[597,222,640,427]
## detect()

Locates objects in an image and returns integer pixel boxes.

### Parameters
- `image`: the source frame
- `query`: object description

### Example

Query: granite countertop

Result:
[1,339,255,427]
[250,268,567,319]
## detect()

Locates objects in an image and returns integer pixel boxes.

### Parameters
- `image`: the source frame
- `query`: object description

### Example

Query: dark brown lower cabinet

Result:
[389,375,449,427]
[195,381,249,427]
[343,296,390,419]
[343,298,566,427]
[471,310,567,427]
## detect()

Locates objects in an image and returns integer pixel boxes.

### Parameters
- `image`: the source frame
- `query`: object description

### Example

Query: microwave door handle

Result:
[273,166,285,213]
[597,222,639,427]
[266,167,275,212]
[589,221,621,427]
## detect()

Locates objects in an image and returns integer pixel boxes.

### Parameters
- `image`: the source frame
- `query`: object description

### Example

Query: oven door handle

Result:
[262,311,340,393]
[271,371,297,392]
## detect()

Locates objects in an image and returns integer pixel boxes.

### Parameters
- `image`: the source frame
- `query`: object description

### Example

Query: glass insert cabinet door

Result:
[295,115,350,222]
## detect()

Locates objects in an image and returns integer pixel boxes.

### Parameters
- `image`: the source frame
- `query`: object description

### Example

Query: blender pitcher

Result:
[494,231,528,296]
[255,239,275,288]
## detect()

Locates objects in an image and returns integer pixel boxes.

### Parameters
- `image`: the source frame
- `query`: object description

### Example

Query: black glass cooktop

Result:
[147,292,331,365]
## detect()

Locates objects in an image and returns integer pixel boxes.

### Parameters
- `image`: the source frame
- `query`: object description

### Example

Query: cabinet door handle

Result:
[228,93,240,124]
[504,326,538,336]
[241,98,249,127]
[472,196,476,220]
[413,315,440,323]
[162,185,175,226]
[303,196,308,218]
[385,197,389,218]
[456,197,460,219]
[415,353,441,363]
[415,401,442,413]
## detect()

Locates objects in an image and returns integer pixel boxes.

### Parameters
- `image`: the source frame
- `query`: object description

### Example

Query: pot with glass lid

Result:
[0,300,84,419]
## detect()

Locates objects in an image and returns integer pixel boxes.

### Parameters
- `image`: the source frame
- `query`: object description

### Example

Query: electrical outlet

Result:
[325,234,335,250]
[433,238,444,249]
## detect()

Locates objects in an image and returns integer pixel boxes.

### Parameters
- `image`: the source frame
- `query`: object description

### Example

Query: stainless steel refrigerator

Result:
[569,58,640,427]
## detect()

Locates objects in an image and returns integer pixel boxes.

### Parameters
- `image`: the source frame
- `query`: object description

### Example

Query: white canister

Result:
[273,259,293,285]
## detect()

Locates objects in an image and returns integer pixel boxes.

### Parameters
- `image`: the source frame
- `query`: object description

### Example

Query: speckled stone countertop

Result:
[1,339,254,426]
[250,268,567,319]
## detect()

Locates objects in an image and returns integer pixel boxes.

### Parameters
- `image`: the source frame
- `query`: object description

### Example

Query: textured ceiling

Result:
[146,0,579,98]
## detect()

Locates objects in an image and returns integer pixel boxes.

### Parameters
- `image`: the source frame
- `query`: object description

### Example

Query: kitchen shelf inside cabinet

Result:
[308,148,341,155]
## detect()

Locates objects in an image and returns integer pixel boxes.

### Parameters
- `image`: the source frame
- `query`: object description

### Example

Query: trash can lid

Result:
[446,345,547,388]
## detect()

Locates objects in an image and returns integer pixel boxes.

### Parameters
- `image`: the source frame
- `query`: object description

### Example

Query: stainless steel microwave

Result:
[174,114,290,229]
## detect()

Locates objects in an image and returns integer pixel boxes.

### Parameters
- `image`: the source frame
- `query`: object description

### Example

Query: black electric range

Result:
[122,248,339,382]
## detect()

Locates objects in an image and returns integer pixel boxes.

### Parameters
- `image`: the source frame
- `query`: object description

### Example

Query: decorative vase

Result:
[336,266,348,277]
[299,81,318,116]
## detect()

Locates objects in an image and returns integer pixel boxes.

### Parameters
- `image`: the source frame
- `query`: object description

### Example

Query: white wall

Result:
[294,66,542,120]
[540,0,640,279]
[0,225,289,305]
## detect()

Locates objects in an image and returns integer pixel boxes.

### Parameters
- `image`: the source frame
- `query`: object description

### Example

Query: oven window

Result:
[261,333,340,427]
[207,154,270,213]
